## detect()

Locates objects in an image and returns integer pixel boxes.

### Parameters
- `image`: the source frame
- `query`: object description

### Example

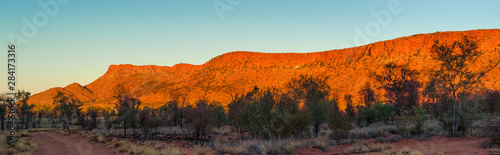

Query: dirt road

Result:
[31,132,116,155]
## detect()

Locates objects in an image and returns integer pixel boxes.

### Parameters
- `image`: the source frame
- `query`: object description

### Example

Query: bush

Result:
[411,106,428,135]
[213,139,247,154]
[328,111,352,145]
[237,90,310,139]
[438,95,485,136]
[194,145,212,155]
[185,100,213,140]
[358,102,395,125]
[358,107,377,125]
[480,115,500,148]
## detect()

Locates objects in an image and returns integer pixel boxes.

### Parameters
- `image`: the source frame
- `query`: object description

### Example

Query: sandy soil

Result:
[31,132,116,155]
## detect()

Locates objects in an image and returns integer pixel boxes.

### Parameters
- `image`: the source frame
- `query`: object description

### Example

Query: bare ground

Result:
[30,132,116,155]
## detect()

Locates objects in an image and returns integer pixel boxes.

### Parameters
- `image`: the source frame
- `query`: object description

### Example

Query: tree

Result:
[210,102,227,128]
[114,85,141,137]
[167,86,189,128]
[484,90,500,114]
[186,100,213,140]
[0,98,6,130]
[287,75,330,137]
[237,89,310,139]
[359,82,376,108]
[328,97,352,145]
[85,106,100,130]
[373,62,420,115]
[430,36,500,136]
[344,94,355,117]
[16,90,34,129]
[53,92,82,130]
[222,83,244,102]
[101,107,115,132]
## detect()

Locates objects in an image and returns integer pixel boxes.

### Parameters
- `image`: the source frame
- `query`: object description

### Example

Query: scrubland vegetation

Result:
[1,36,500,154]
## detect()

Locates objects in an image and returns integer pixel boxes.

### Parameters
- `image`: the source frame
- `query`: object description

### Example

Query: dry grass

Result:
[282,138,301,153]
[345,142,396,154]
[254,138,302,155]
[159,146,182,155]
[27,128,55,132]
[422,120,443,136]
[161,126,188,135]
[259,140,283,155]
[349,123,397,139]
[312,137,329,151]
[88,134,106,143]
[377,146,424,155]
[213,139,247,154]
[194,145,213,155]
[0,130,38,155]
[211,125,233,135]
[107,138,174,155]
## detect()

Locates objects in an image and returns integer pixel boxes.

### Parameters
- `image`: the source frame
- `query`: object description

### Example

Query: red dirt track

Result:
[31,132,115,155]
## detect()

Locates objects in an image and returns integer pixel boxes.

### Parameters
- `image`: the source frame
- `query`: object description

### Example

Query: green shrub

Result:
[237,90,310,139]
[411,106,428,135]
[329,111,352,144]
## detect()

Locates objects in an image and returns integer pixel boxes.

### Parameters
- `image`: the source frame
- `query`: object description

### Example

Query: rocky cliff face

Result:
[28,29,500,109]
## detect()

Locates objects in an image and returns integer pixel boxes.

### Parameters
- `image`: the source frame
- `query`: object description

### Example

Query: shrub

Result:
[185,100,213,140]
[349,123,396,139]
[328,111,352,145]
[358,102,395,125]
[312,137,329,151]
[194,145,212,155]
[211,125,233,135]
[373,102,395,123]
[213,139,247,154]
[480,115,500,148]
[411,106,428,135]
[439,96,485,136]
[358,107,377,125]
[237,89,310,139]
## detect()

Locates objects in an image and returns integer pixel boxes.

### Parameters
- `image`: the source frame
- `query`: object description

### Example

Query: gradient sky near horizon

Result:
[1,0,499,94]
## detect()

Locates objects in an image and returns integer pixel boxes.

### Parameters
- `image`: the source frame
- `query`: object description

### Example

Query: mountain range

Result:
[28,29,500,109]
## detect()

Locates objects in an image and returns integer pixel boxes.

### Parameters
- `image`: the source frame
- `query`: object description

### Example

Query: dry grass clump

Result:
[127,144,157,155]
[312,137,329,151]
[422,120,443,136]
[88,134,106,143]
[254,138,302,155]
[211,125,233,135]
[159,146,182,155]
[107,138,174,155]
[194,144,213,155]
[161,126,188,135]
[213,139,248,154]
[259,140,283,155]
[345,142,396,154]
[27,128,55,132]
[378,146,424,155]
[349,123,396,139]
[282,138,301,153]
[0,130,38,155]
[54,129,71,136]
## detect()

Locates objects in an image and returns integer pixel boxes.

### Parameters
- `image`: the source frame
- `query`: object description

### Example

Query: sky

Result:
[0,0,499,94]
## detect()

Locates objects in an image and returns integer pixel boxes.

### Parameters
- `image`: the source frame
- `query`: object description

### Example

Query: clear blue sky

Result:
[1,0,499,94]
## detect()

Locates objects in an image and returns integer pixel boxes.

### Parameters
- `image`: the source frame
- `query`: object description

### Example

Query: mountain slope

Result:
[28,29,500,109]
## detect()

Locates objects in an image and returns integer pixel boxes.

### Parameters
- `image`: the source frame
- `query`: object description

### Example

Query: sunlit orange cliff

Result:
[28,29,500,109]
